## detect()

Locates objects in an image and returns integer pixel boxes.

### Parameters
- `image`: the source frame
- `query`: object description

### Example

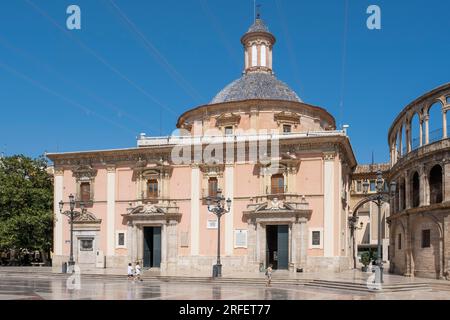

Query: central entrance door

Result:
[266,225,289,270]
[143,227,161,268]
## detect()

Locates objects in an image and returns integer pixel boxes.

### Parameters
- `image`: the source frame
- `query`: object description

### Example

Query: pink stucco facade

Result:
[47,17,357,275]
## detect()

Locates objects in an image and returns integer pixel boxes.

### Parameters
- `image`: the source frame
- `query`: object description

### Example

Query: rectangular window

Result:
[147,179,158,199]
[271,174,285,194]
[208,177,218,198]
[80,239,93,251]
[312,231,321,246]
[422,230,431,248]
[118,233,125,246]
[80,182,91,202]
[370,180,376,192]
[357,181,362,193]
[225,126,233,136]
[283,125,292,133]
[398,234,402,250]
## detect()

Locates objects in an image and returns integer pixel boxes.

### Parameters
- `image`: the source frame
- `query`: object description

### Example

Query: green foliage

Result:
[361,252,371,267]
[0,155,53,253]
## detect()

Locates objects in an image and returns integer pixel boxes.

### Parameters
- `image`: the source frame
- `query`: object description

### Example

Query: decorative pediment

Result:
[244,196,312,221]
[123,202,181,222]
[199,163,225,177]
[72,165,97,181]
[71,210,101,224]
[130,204,166,215]
[274,111,301,126]
[215,113,241,127]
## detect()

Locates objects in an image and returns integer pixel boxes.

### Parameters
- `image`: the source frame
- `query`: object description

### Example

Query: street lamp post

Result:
[361,170,396,284]
[206,189,232,278]
[349,216,364,269]
[59,194,84,271]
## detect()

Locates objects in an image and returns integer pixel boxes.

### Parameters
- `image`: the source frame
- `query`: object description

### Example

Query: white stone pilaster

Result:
[190,166,200,255]
[54,170,64,256]
[323,154,335,257]
[106,166,116,257]
[225,165,234,256]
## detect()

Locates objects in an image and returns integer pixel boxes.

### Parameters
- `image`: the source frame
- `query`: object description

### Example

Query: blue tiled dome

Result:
[210,72,302,104]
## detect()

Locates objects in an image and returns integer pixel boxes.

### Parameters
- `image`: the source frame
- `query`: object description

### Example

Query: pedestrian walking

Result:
[265,264,273,287]
[127,263,134,280]
[134,262,143,281]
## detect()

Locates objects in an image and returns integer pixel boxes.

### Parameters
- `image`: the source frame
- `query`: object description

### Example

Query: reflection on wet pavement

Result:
[0,274,449,300]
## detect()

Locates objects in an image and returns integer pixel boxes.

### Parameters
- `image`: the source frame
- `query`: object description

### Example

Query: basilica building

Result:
[47,17,357,274]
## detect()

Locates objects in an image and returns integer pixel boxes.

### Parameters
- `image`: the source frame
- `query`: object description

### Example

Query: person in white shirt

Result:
[127,263,134,280]
[134,262,143,281]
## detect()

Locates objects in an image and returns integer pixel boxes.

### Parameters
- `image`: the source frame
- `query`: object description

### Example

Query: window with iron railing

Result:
[271,174,285,195]
[208,177,218,198]
[80,182,91,203]
[147,179,159,199]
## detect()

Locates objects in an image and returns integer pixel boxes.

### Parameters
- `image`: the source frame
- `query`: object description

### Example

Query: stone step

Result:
[304,280,431,293]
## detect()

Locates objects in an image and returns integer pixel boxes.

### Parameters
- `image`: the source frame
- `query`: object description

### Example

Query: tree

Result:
[0,155,53,264]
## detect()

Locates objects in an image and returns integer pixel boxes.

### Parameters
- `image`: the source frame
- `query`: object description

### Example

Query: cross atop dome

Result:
[241,11,276,75]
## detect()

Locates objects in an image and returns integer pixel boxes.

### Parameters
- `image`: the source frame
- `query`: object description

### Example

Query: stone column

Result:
[419,166,428,207]
[444,215,450,279]
[443,110,448,139]
[190,165,200,256]
[257,223,266,267]
[106,165,116,259]
[165,221,178,272]
[54,169,64,257]
[247,220,257,270]
[404,215,414,277]
[399,181,404,211]
[127,221,133,264]
[405,172,411,210]
[419,119,424,147]
[407,123,412,153]
[424,115,430,145]
[299,219,308,267]
[445,162,450,202]
[323,153,335,257]
[225,164,234,256]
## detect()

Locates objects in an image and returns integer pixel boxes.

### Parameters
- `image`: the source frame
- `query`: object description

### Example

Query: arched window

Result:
[260,45,267,67]
[411,172,420,208]
[251,45,257,67]
[147,179,158,199]
[411,113,420,150]
[208,177,218,198]
[401,124,407,156]
[428,102,443,143]
[80,182,91,202]
[400,178,406,211]
[429,165,443,204]
[271,174,285,195]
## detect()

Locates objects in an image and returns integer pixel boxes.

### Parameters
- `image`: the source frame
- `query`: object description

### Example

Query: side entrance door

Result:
[143,227,161,268]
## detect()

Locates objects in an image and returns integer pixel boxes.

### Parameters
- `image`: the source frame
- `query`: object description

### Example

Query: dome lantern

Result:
[241,14,276,75]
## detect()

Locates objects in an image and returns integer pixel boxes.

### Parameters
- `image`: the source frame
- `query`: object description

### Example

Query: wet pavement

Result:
[0,273,450,300]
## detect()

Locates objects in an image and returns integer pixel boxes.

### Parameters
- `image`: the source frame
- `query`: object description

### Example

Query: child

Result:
[265,264,273,287]
[127,263,134,280]
[134,262,143,281]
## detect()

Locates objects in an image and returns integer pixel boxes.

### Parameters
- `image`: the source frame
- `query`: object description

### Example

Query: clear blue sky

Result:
[0,0,449,164]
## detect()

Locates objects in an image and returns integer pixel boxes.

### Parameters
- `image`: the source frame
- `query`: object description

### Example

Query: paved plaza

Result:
[0,269,450,300]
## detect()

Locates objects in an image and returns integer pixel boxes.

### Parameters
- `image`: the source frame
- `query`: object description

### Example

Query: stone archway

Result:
[411,215,442,279]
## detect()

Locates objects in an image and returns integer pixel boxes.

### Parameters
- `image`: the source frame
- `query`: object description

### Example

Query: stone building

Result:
[47,17,357,275]
[388,83,450,279]
[349,164,390,266]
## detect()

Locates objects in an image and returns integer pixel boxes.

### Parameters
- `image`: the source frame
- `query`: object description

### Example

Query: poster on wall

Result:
[234,229,248,248]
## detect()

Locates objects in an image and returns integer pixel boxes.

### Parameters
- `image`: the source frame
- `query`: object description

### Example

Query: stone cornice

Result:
[176,99,336,130]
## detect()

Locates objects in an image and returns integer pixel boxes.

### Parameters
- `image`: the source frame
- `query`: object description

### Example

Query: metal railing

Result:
[401,126,450,156]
